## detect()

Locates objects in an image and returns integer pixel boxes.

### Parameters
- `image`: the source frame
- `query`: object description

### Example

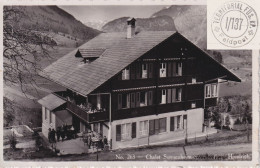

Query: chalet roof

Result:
[77,48,106,58]
[38,94,66,111]
[40,31,175,96]
[40,31,241,97]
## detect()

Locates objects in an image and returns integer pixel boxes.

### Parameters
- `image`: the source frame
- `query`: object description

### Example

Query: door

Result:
[72,114,80,133]
[160,63,166,77]
[161,89,166,104]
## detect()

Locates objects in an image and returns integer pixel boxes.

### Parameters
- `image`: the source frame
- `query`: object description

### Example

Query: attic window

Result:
[75,48,106,63]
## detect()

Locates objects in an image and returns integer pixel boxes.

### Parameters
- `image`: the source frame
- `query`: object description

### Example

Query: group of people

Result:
[83,131,108,150]
[48,124,76,143]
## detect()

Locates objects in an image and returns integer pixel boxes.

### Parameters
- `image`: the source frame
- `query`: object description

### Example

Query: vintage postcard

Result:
[0,0,259,167]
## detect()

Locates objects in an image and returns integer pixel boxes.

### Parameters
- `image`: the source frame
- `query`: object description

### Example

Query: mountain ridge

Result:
[13,6,101,41]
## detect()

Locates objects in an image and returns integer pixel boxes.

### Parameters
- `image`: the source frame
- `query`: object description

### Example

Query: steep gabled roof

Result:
[40,31,241,97]
[40,31,176,96]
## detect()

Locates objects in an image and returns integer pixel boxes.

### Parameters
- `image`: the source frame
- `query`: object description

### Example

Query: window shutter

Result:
[130,64,135,79]
[148,63,153,78]
[136,92,140,107]
[116,125,121,141]
[172,62,177,76]
[131,93,136,108]
[167,89,172,104]
[155,119,160,134]
[149,120,155,135]
[148,91,153,105]
[118,94,122,110]
[167,62,172,77]
[136,63,141,79]
[171,88,176,103]
[170,117,175,131]
[132,122,136,138]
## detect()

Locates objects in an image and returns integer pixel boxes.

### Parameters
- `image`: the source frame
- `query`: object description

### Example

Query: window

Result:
[176,88,182,102]
[211,84,218,97]
[142,63,148,78]
[161,89,166,104]
[183,115,187,130]
[140,91,148,107]
[160,63,166,77]
[171,115,185,131]
[149,118,167,135]
[191,102,196,108]
[159,118,166,133]
[192,78,196,84]
[43,107,47,120]
[139,120,148,136]
[122,67,130,80]
[170,117,175,131]
[122,93,130,109]
[205,85,211,98]
[121,123,131,140]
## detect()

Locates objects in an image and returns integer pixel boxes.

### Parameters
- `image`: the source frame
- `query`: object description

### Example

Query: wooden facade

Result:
[56,34,225,125]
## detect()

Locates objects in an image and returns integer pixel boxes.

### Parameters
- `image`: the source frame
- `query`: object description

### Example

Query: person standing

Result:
[51,129,56,143]
[48,128,51,143]
[88,134,92,149]
[103,136,108,145]
[56,127,61,142]
[61,125,65,141]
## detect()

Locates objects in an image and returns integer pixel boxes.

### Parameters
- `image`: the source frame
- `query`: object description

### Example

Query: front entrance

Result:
[72,114,80,133]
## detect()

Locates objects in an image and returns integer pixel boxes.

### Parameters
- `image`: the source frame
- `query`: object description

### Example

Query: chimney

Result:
[127,18,136,38]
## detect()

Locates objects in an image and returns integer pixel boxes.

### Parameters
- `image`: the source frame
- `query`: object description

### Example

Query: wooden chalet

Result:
[38,18,240,149]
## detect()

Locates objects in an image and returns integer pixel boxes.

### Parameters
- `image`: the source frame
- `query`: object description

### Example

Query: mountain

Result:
[85,20,108,30]
[102,16,176,32]
[152,5,207,49]
[12,6,100,41]
[152,5,251,57]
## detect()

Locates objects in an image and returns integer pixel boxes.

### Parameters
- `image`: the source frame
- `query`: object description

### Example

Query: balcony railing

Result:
[66,101,109,123]
[113,99,204,121]
[53,91,109,123]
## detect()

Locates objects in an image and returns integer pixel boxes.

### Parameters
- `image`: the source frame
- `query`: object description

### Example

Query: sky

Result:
[59,6,168,23]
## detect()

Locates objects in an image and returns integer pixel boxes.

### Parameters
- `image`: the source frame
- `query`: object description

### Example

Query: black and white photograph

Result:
[2,3,256,163]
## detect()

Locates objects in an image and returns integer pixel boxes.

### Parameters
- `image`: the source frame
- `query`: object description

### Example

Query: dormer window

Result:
[142,63,148,79]
[122,67,130,80]
[75,48,105,63]
[160,63,166,77]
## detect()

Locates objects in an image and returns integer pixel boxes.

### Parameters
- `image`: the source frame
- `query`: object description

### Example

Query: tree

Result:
[3,97,15,127]
[3,6,56,94]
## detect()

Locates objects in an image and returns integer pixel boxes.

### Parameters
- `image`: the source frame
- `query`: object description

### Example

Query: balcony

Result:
[113,99,204,120]
[54,91,109,123]
[66,101,109,123]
